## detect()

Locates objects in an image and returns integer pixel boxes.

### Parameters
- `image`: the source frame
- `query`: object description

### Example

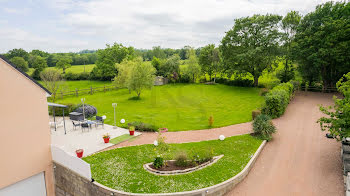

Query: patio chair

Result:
[94,116,104,128]
[81,123,89,132]
[50,120,64,129]
[72,121,81,130]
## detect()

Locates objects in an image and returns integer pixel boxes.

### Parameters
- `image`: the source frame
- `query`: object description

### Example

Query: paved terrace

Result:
[50,117,140,156]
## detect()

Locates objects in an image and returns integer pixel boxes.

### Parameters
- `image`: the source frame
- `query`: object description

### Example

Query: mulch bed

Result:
[149,160,207,171]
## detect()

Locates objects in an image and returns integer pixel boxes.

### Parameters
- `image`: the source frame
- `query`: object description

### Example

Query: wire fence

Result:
[299,86,338,92]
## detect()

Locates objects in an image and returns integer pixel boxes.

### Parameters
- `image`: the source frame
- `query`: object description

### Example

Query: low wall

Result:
[54,140,266,196]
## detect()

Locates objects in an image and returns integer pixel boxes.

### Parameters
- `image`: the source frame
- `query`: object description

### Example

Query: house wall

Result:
[0,58,54,195]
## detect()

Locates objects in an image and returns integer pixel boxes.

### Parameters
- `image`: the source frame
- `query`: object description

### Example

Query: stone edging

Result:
[92,140,267,196]
[144,155,224,175]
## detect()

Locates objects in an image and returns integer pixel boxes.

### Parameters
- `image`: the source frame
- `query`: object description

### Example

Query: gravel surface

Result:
[226,91,343,196]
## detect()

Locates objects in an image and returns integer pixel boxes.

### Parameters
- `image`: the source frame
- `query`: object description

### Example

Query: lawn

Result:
[110,134,135,144]
[27,64,96,75]
[83,134,262,193]
[57,84,264,131]
[44,80,111,92]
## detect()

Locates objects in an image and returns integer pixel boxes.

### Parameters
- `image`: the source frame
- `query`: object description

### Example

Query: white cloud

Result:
[0,0,341,52]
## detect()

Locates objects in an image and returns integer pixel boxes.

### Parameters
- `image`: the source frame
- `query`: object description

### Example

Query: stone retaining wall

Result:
[54,140,266,196]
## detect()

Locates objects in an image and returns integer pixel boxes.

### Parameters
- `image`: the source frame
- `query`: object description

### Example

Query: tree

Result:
[221,14,282,86]
[6,48,29,61]
[30,49,49,58]
[185,49,201,82]
[10,57,29,72]
[31,56,47,79]
[151,56,163,75]
[91,43,133,80]
[292,2,350,89]
[199,44,221,82]
[127,59,156,98]
[318,72,350,141]
[160,54,180,78]
[278,11,302,83]
[40,69,64,102]
[56,55,72,74]
[113,59,136,91]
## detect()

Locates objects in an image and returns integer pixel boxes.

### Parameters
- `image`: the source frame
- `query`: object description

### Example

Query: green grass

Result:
[57,84,264,131]
[83,134,262,193]
[110,134,135,144]
[50,80,111,92]
[27,64,96,75]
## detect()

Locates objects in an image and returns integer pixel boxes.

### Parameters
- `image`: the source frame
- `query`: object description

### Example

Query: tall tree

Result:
[31,56,47,79]
[91,43,133,80]
[278,11,302,83]
[160,54,180,78]
[184,49,201,83]
[221,14,282,86]
[56,55,73,74]
[40,69,64,102]
[6,48,29,61]
[127,58,156,98]
[199,44,221,82]
[10,57,29,72]
[292,1,350,89]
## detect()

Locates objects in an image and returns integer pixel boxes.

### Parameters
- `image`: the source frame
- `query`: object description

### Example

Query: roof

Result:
[48,102,67,108]
[0,55,51,95]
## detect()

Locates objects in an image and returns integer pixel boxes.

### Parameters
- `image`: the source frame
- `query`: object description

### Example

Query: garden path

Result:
[226,91,343,196]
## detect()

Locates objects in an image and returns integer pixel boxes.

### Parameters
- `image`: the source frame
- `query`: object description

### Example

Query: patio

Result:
[50,116,141,157]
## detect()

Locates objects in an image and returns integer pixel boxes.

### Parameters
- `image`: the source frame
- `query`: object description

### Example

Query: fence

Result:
[53,85,118,99]
[300,86,338,92]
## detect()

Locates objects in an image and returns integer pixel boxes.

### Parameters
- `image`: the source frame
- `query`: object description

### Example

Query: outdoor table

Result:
[85,120,96,129]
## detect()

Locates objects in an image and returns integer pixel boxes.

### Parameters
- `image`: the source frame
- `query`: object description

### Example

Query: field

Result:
[57,84,264,131]
[83,134,262,193]
[40,80,111,92]
[27,64,96,75]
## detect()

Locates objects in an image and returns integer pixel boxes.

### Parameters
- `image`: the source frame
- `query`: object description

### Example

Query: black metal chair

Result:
[94,116,104,128]
[81,123,89,132]
[72,121,81,130]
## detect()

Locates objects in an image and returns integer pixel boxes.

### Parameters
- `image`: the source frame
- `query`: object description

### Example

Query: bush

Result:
[74,104,97,118]
[64,72,91,80]
[48,103,77,116]
[174,151,189,167]
[153,156,164,169]
[127,121,158,132]
[190,149,214,165]
[215,78,254,87]
[252,110,261,120]
[253,114,276,141]
[262,82,294,118]
[259,88,269,96]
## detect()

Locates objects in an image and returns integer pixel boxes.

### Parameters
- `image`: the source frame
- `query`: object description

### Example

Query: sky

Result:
[0,0,334,53]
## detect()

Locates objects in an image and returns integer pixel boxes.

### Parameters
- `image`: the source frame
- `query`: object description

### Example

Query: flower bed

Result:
[144,155,224,175]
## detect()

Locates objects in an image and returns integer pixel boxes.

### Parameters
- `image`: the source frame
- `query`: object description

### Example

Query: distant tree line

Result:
[3,1,350,89]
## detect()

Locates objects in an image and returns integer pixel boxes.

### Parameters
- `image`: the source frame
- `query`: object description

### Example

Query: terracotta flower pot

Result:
[76,149,83,158]
[129,130,135,135]
[103,137,110,143]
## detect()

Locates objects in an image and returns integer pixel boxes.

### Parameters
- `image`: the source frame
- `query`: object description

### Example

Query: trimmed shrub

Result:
[259,88,269,96]
[48,103,77,116]
[127,121,158,132]
[64,72,91,80]
[253,114,276,141]
[215,78,254,87]
[174,151,189,167]
[153,156,164,169]
[261,82,294,118]
[74,104,97,118]
[252,110,261,120]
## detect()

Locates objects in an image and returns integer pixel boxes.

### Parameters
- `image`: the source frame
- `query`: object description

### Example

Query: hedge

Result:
[261,82,294,118]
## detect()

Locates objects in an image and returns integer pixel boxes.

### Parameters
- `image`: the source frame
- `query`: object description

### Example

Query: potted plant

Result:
[159,128,168,133]
[76,149,84,158]
[103,133,110,143]
[129,126,135,136]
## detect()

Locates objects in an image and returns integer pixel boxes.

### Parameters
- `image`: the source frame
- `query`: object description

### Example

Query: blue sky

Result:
[0,0,332,53]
